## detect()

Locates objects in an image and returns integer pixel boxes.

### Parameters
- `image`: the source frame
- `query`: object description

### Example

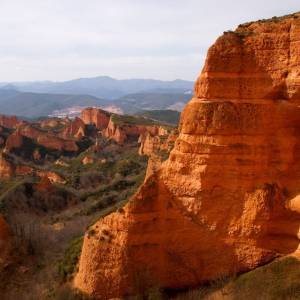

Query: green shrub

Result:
[58,236,83,281]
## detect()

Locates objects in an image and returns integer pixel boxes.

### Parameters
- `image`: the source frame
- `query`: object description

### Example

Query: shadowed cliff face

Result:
[75,13,300,298]
[0,215,11,269]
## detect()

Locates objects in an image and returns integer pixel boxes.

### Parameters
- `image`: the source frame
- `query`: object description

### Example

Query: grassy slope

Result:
[173,256,300,300]
[136,109,180,125]
[0,139,147,299]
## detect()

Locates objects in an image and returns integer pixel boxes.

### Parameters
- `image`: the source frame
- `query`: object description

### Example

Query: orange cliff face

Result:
[0,115,20,129]
[75,13,300,298]
[0,155,14,178]
[138,127,177,157]
[81,107,111,130]
[4,130,23,153]
[61,117,86,139]
[103,116,162,144]
[4,124,79,153]
[139,127,178,180]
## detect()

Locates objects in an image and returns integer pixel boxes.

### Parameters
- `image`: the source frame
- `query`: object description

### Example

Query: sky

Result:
[0,0,299,82]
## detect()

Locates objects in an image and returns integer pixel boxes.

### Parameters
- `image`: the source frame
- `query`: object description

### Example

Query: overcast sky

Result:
[0,0,299,82]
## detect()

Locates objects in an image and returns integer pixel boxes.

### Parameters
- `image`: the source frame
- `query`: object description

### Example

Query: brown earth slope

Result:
[75,12,300,298]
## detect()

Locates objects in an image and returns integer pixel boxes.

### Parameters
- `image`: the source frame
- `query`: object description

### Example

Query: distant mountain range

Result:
[0,88,110,118]
[0,76,194,118]
[0,76,193,99]
[114,92,191,114]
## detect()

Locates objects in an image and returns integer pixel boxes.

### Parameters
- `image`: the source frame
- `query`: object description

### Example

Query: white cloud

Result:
[0,0,299,81]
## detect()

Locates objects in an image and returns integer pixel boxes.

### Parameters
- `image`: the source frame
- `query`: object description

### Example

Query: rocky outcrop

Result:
[81,108,111,130]
[61,117,86,139]
[4,130,23,153]
[0,155,14,178]
[0,115,20,129]
[15,165,34,177]
[103,116,162,144]
[5,124,79,154]
[36,171,66,184]
[0,153,65,183]
[82,156,95,165]
[139,128,178,180]
[75,13,300,298]
[36,134,78,152]
[138,127,177,156]
[102,118,127,144]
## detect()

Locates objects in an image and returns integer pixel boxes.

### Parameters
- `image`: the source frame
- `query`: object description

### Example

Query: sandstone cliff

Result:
[139,127,178,180]
[103,115,161,144]
[4,124,79,154]
[138,127,177,157]
[4,130,23,153]
[75,13,300,298]
[0,155,14,178]
[0,115,20,129]
[0,152,65,183]
[61,117,86,139]
[81,107,111,130]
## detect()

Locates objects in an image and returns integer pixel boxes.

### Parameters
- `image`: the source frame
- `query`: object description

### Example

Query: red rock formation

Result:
[17,124,41,140]
[75,13,300,299]
[6,123,79,153]
[139,128,178,180]
[15,165,34,177]
[36,134,78,152]
[0,154,34,178]
[0,115,20,129]
[81,107,111,130]
[139,127,177,156]
[61,117,86,139]
[82,156,95,165]
[103,116,162,144]
[4,130,23,153]
[102,118,127,143]
[0,155,14,178]
[0,152,65,183]
[36,170,66,184]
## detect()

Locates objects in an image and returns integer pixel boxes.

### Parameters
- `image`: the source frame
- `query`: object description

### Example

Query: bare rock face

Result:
[139,127,177,157]
[36,134,78,152]
[139,127,178,180]
[15,165,34,177]
[81,108,111,130]
[103,117,162,144]
[61,117,86,139]
[82,156,95,165]
[102,118,127,144]
[5,124,79,153]
[75,13,300,298]
[4,130,23,153]
[0,115,20,129]
[0,155,14,178]
[36,171,66,184]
